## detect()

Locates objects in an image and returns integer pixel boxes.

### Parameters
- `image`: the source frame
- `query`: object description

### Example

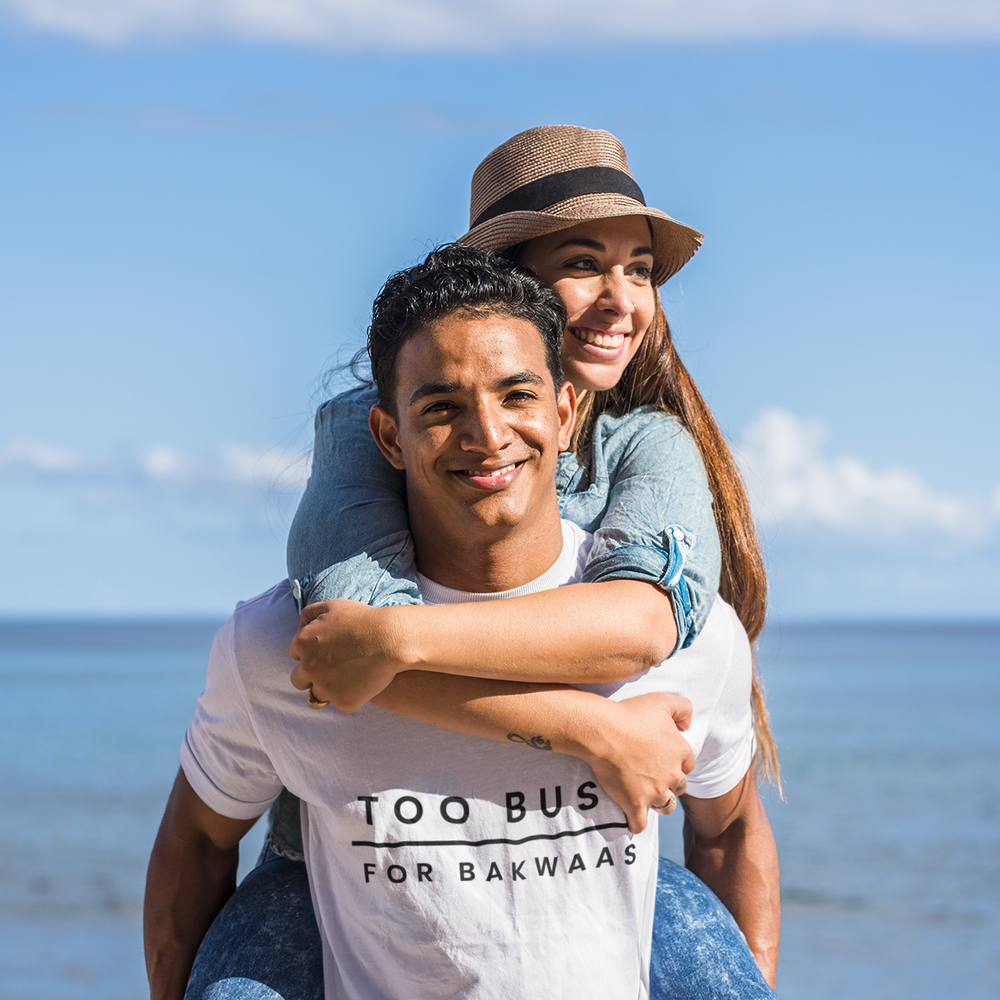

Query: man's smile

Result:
[450,459,527,491]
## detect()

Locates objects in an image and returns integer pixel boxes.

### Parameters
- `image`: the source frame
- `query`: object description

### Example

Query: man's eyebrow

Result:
[551,237,654,258]
[408,371,545,407]
[494,371,545,390]
[410,380,461,406]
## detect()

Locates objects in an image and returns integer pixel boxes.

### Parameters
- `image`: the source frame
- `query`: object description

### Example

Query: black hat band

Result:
[472,165,646,229]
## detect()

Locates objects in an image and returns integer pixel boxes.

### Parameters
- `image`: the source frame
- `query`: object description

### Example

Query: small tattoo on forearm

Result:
[507,733,552,751]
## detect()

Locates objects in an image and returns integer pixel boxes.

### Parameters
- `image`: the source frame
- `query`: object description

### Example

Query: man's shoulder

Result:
[674,596,749,677]
[227,580,300,662]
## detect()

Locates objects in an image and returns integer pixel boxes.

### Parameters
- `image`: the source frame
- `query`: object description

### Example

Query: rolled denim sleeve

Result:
[286,384,421,609]
[562,408,721,651]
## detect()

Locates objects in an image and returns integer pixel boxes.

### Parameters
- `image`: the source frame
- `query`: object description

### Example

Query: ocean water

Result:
[0,618,997,999]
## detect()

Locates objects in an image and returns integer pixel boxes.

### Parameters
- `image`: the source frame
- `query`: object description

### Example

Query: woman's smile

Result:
[568,325,629,357]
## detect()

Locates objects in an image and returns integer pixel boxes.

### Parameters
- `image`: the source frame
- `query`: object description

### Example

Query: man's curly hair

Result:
[368,244,566,415]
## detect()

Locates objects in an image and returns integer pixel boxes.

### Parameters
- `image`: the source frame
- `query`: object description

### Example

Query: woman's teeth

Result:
[574,328,624,348]
[467,464,516,478]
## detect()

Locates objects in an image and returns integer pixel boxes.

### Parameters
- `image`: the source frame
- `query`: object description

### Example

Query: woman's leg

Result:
[650,857,778,999]
[183,848,323,1000]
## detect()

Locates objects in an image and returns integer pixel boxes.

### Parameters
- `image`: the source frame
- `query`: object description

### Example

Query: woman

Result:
[185,127,779,999]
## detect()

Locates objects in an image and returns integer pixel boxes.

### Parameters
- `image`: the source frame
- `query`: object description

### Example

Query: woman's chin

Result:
[565,360,629,395]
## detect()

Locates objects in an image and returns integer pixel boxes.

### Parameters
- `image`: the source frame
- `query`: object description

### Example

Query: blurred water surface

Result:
[1,618,997,999]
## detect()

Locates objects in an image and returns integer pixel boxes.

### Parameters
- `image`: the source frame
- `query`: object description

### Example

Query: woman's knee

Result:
[650,857,777,999]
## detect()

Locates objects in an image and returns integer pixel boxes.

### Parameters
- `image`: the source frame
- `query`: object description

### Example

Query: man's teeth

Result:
[575,329,624,348]
[467,464,516,478]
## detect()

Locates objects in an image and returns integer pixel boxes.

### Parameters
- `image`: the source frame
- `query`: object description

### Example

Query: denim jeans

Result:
[184,847,323,1000]
[184,852,776,999]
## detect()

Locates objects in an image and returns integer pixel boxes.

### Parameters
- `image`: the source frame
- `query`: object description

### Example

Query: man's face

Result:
[370,310,575,554]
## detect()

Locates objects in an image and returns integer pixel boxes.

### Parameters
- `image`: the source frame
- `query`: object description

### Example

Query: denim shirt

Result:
[287,384,720,650]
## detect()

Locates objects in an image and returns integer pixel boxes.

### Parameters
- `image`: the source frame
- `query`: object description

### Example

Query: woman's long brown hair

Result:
[573,292,780,789]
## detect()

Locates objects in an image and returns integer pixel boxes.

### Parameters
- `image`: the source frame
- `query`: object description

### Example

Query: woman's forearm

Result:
[396,580,677,680]
[370,672,693,834]
[290,580,677,713]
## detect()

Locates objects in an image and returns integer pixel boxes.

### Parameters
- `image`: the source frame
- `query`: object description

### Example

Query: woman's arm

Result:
[287,396,719,717]
[371,672,694,834]
[287,385,421,608]
[289,579,676,712]
[288,408,721,714]
[565,408,722,653]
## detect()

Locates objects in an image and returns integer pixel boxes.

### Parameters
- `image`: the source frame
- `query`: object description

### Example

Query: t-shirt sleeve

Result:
[180,617,284,820]
[683,606,757,799]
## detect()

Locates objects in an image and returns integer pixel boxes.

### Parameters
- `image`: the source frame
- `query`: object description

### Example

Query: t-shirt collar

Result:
[417,520,583,606]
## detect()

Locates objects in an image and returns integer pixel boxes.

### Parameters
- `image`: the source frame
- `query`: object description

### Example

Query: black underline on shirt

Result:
[351,822,629,849]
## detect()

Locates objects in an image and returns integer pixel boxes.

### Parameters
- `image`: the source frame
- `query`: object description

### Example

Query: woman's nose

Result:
[599,269,635,318]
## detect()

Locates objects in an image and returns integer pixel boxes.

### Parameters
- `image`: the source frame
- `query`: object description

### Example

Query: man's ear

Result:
[556,380,577,452]
[369,405,406,469]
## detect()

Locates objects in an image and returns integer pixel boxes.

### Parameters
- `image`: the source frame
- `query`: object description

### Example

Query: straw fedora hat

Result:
[459,125,703,286]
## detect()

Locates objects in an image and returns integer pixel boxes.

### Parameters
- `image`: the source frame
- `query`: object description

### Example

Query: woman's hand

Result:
[581,692,695,835]
[288,600,405,712]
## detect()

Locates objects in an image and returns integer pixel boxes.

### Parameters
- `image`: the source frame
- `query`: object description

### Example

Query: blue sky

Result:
[1,3,998,619]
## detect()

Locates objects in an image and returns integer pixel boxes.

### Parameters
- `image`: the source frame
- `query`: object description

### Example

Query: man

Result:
[145,247,779,1000]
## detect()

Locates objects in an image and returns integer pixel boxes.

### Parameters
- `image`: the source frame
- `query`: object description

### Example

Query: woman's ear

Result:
[369,405,406,469]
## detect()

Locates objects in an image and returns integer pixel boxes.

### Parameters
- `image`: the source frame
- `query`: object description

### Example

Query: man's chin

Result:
[461,494,532,531]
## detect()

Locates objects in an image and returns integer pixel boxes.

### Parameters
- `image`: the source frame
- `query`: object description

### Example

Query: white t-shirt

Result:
[181,520,755,1000]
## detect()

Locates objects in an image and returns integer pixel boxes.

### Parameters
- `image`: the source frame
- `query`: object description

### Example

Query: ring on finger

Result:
[306,686,330,709]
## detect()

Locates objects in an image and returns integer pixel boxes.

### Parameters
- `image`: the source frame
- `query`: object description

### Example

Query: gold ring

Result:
[306,687,330,709]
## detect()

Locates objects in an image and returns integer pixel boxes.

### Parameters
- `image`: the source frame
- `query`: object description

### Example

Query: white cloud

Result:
[1,438,309,494]
[736,409,998,546]
[0,440,89,476]
[1,0,998,48]
[141,442,310,491]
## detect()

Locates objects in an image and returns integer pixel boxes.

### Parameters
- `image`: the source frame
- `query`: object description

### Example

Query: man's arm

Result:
[373,672,694,835]
[144,769,262,1000]
[680,763,781,988]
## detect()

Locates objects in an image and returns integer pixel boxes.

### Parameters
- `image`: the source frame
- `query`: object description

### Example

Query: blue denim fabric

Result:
[184,847,323,1000]
[286,385,417,609]
[185,854,774,999]
[287,387,720,650]
[651,859,778,998]
[555,406,719,652]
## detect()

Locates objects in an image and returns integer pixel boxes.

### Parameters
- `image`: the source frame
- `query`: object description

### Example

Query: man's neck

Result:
[410,503,565,594]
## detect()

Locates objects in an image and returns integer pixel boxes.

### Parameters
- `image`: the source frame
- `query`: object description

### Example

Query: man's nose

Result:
[459,403,515,454]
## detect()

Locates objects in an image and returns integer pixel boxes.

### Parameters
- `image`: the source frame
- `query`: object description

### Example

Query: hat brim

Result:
[457,193,703,286]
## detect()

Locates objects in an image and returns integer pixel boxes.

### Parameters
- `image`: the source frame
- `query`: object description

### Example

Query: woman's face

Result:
[519,215,656,394]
